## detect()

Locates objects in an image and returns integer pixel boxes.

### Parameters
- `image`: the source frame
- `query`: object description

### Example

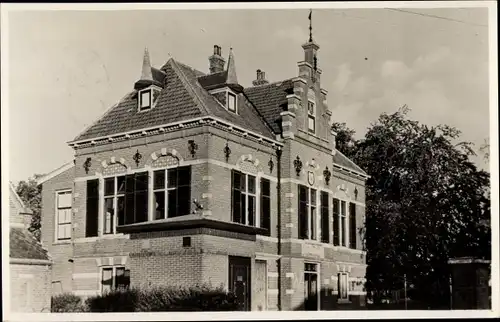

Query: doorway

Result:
[304,262,319,310]
[229,256,251,311]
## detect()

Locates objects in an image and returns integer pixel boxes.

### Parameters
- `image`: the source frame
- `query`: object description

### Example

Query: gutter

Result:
[10,258,52,266]
[276,146,283,311]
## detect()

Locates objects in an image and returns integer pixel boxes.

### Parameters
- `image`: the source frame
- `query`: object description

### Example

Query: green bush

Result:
[51,293,87,312]
[85,284,241,312]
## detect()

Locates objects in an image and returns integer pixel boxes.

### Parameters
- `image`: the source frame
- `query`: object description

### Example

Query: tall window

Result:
[349,202,357,249]
[103,176,125,234]
[260,178,271,234]
[56,190,72,240]
[124,172,149,225]
[153,166,192,219]
[338,272,349,300]
[307,101,316,134]
[101,266,130,293]
[232,170,256,226]
[86,179,99,237]
[320,192,329,243]
[332,198,348,247]
[298,185,317,240]
[228,92,237,113]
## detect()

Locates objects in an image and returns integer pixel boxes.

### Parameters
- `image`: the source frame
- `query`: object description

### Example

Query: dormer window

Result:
[307,100,316,134]
[227,92,237,113]
[138,86,161,112]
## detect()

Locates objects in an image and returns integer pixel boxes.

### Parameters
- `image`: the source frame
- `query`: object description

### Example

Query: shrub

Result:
[85,284,241,312]
[51,293,87,312]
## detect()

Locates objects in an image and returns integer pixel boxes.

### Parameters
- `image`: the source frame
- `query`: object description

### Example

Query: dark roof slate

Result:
[243,79,294,133]
[333,150,367,175]
[10,227,51,261]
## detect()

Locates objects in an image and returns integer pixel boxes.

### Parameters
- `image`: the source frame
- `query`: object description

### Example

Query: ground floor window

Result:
[101,266,130,293]
[338,272,349,300]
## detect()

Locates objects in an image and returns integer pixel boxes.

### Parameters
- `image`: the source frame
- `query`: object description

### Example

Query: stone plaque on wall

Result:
[302,242,325,258]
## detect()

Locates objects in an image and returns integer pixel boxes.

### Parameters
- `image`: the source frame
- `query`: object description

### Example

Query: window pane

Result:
[102,268,113,293]
[167,169,177,188]
[261,197,271,231]
[154,170,165,190]
[299,204,308,239]
[141,91,151,108]
[85,179,99,238]
[341,217,347,247]
[311,206,316,240]
[248,195,255,226]
[154,191,165,220]
[135,172,149,192]
[117,196,125,226]
[134,191,148,223]
[117,176,126,194]
[104,178,115,196]
[349,203,357,249]
[104,198,114,234]
[232,170,241,191]
[178,166,191,187]
[310,189,316,205]
[124,193,135,225]
[261,179,270,197]
[321,192,329,243]
[168,190,177,218]
[308,116,315,132]
[299,185,308,203]
[240,174,246,191]
[177,186,191,217]
[228,93,236,112]
[125,175,135,193]
[64,208,72,223]
[115,267,127,291]
[341,201,346,217]
[241,194,247,225]
[248,175,256,194]
[232,190,241,224]
[58,192,72,208]
[333,198,340,246]
[64,224,72,239]
[57,224,65,239]
[58,209,66,224]
[308,101,314,115]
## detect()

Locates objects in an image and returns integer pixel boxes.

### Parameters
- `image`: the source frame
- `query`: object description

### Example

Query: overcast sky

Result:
[6,6,491,184]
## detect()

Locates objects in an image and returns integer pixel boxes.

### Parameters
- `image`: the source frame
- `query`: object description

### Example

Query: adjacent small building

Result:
[9,183,52,312]
[39,22,368,311]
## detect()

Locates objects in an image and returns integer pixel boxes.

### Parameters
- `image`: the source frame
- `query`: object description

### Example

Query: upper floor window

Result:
[227,92,237,113]
[153,166,191,219]
[320,191,329,243]
[349,202,357,249]
[298,185,317,240]
[103,176,125,235]
[333,198,348,247]
[138,86,161,112]
[231,170,270,231]
[56,190,72,240]
[307,101,316,134]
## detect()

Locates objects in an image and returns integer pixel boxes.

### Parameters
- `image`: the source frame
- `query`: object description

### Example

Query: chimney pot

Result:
[209,45,225,74]
[252,69,269,86]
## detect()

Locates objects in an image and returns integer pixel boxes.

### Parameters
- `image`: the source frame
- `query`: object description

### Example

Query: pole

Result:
[276,146,282,311]
[404,274,407,310]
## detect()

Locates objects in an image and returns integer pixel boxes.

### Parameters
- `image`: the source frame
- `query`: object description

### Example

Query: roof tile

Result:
[10,228,51,261]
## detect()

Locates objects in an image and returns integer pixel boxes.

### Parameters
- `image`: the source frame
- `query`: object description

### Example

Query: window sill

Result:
[53,240,72,246]
[337,299,351,304]
[333,246,365,255]
[73,234,129,244]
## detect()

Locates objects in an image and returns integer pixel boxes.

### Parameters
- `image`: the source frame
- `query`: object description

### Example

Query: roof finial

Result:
[140,47,153,81]
[308,9,313,42]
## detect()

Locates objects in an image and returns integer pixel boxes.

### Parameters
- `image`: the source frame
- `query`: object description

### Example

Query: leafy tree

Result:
[16,174,44,240]
[332,106,491,307]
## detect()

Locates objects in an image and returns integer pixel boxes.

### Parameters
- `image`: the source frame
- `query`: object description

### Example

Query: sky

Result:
[5,6,492,184]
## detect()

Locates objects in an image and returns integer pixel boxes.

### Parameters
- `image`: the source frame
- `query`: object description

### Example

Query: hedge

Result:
[51,293,87,312]
[52,284,241,312]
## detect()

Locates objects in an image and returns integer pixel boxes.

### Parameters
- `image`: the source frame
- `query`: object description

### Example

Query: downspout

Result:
[276,146,282,311]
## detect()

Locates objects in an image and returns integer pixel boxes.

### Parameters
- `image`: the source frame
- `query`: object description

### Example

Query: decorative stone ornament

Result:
[307,171,315,186]
[133,149,143,166]
[323,166,331,186]
[224,143,231,163]
[83,157,92,174]
[268,156,274,173]
[293,156,303,176]
[354,187,358,200]
[188,140,198,158]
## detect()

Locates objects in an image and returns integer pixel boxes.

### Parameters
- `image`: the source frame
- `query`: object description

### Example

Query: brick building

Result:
[9,183,52,312]
[38,22,368,311]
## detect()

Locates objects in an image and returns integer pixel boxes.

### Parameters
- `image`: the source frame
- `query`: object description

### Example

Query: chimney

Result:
[252,69,270,86]
[209,45,225,74]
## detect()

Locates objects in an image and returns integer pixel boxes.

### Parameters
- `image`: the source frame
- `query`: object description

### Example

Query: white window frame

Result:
[307,100,316,134]
[55,189,72,241]
[334,199,350,247]
[227,91,237,113]
[300,186,321,241]
[103,176,125,235]
[100,265,127,294]
[240,172,259,226]
[138,85,161,112]
[152,167,181,220]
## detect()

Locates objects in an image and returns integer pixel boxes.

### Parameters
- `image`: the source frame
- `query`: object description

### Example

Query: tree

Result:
[333,106,491,307]
[16,174,44,241]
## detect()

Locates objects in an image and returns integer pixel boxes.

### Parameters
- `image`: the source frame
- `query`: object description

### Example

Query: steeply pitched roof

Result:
[333,150,368,176]
[73,59,275,142]
[10,227,51,261]
[243,79,294,133]
[9,182,32,215]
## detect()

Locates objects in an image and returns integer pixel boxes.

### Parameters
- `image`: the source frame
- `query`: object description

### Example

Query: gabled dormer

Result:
[134,48,164,112]
[198,45,243,115]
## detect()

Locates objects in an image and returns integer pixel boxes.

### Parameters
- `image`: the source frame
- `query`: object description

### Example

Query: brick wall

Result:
[10,263,52,313]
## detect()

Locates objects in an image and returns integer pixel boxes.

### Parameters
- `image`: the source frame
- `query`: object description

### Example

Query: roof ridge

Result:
[244,77,294,91]
[169,59,211,115]
[9,182,27,210]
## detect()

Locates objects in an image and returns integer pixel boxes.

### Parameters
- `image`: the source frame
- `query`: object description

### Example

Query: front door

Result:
[229,256,251,311]
[304,263,319,310]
